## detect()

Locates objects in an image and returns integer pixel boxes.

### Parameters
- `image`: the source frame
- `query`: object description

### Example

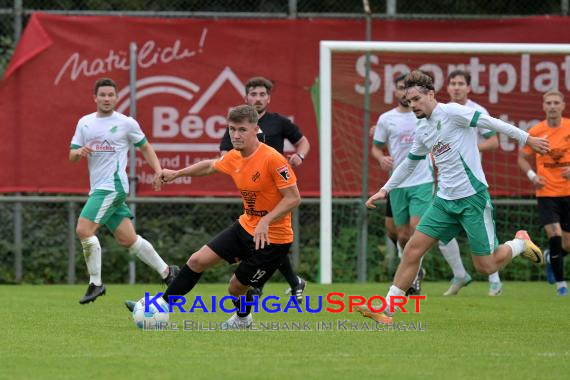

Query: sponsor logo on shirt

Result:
[431,141,450,157]
[276,165,290,181]
[240,190,268,217]
[89,139,116,153]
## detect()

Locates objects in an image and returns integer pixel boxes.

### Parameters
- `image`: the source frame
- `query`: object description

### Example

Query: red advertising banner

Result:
[1,14,570,196]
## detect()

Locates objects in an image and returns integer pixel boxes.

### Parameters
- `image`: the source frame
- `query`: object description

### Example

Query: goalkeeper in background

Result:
[356,70,549,323]
[518,89,570,296]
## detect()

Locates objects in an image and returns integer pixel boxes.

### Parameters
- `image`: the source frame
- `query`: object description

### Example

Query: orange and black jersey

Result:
[214,143,297,243]
[523,118,570,197]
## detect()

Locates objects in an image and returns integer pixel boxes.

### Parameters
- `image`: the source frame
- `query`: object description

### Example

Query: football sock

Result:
[129,235,168,278]
[279,256,299,287]
[488,271,500,283]
[233,289,254,317]
[386,236,397,258]
[384,285,406,316]
[81,236,102,286]
[396,242,404,260]
[162,264,202,302]
[505,238,525,258]
[438,239,466,278]
[549,236,564,282]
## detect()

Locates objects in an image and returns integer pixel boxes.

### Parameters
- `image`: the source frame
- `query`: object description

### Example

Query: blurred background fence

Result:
[1,0,569,284]
[0,197,564,284]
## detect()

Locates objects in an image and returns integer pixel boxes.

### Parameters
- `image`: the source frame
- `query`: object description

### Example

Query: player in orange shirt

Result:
[518,89,570,295]
[126,104,301,327]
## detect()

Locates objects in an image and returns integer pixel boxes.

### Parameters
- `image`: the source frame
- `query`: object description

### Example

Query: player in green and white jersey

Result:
[69,78,179,305]
[355,70,548,322]
[372,73,461,295]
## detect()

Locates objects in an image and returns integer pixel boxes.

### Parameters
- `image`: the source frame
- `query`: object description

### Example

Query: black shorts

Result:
[206,221,291,287]
[385,193,393,218]
[537,196,570,232]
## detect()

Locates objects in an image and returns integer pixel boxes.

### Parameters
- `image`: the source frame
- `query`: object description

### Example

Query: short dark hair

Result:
[404,70,435,93]
[94,78,117,95]
[227,104,259,124]
[447,70,471,86]
[394,73,409,86]
[245,76,273,96]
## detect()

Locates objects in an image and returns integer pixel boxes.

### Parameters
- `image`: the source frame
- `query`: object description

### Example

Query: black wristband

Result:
[297,153,305,161]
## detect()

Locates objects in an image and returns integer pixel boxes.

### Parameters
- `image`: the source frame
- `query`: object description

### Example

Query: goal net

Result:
[319,41,570,283]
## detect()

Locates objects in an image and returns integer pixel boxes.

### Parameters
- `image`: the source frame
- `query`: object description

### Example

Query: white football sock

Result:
[129,235,168,278]
[438,239,466,278]
[81,236,102,286]
[488,271,500,283]
[556,281,567,290]
[386,236,397,257]
[505,239,525,258]
[396,242,404,260]
[384,285,406,316]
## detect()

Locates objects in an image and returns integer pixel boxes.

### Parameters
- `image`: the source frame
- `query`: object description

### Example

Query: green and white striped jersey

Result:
[70,111,147,195]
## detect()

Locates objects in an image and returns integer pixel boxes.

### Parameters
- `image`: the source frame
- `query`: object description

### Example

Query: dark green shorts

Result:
[79,190,133,232]
[416,190,499,255]
[389,182,433,226]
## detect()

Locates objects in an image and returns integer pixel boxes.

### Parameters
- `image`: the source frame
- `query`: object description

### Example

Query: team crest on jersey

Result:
[252,171,261,182]
[276,165,290,181]
[431,141,450,157]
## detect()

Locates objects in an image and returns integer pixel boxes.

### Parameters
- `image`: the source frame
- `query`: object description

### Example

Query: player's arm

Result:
[366,155,421,209]
[69,146,92,163]
[161,159,218,183]
[371,143,393,171]
[478,134,499,152]
[517,149,545,189]
[289,136,310,167]
[138,142,164,191]
[138,142,162,175]
[254,184,301,250]
[474,114,549,154]
[371,118,392,170]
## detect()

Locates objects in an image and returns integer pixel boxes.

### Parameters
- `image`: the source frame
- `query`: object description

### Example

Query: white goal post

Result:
[319,41,570,284]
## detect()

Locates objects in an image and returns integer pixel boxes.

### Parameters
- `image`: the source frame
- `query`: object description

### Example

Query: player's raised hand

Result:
[526,136,550,155]
[254,219,270,250]
[161,169,178,183]
[365,189,387,209]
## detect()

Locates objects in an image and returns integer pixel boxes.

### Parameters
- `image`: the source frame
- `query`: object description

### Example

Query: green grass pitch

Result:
[1,282,568,380]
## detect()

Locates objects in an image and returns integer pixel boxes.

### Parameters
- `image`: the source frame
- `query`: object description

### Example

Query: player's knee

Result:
[116,235,136,248]
[473,261,494,275]
[402,245,423,263]
[76,225,93,240]
[187,254,206,272]
[397,232,410,248]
